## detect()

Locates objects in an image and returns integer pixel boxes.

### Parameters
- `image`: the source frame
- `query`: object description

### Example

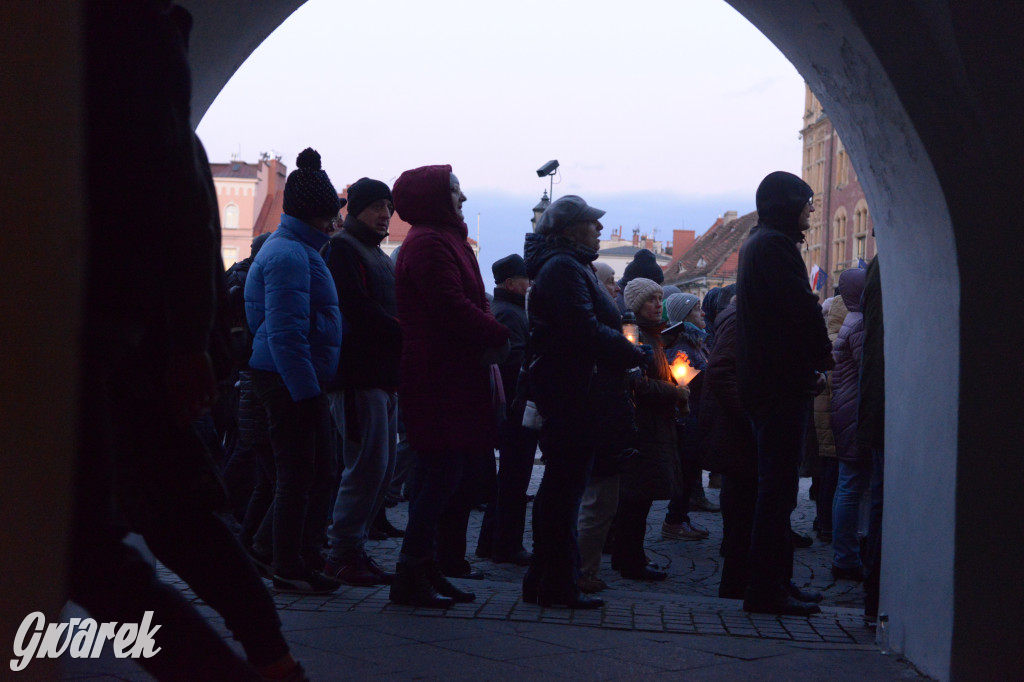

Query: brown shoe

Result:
[324,553,387,586]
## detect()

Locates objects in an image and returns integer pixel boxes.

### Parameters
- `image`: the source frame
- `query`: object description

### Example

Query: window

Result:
[222,246,237,270]
[832,208,848,272]
[224,203,239,229]
[836,143,849,187]
[853,200,871,261]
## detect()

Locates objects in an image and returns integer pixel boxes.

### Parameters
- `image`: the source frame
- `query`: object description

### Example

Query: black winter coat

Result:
[491,287,528,409]
[524,233,643,459]
[621,323,685,501]
[857,255,885,452]
[699,302,757,480]
[736,224,833,416]
[323,215,402,391]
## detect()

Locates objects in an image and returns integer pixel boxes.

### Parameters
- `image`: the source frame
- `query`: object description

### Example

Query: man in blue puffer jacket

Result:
[245,147,343,594]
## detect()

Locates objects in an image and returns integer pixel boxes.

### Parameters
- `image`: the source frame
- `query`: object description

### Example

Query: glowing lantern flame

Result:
[670,352,701,386]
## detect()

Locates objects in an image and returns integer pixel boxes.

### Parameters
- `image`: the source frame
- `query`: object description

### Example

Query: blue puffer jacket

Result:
[245,214,342,401]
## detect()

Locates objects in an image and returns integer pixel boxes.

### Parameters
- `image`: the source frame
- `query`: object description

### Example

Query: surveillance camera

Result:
[536,160,559,177]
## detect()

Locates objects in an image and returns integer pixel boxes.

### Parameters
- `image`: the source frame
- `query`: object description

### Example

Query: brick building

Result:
[212,158,476,268]
[663,210,757,296]
[211,153,287,268]
[800,84,876,294]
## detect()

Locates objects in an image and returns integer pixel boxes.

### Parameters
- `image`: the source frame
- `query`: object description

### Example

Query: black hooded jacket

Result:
[524,232,643,454]
[736,173,833,415]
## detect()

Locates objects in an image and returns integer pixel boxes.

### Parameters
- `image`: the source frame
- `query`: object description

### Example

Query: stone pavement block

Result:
[677,648,919,681]
[517,650,672,679]
[345,640,540,681]
[676,635,793,661]
[597,639,722,671]
[432,632,573,661]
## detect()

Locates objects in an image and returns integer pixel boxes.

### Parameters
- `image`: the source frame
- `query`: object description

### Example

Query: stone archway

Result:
[182,5,1023,677]
[2,2,1019,680]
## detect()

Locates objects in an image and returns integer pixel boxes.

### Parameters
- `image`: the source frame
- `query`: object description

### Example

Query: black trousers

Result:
[478,421,538,558]
[400,449,484,569]
[746,396,809,605]
[719,473,757,598]
[612,496,655,572]
[526,434,593,596]
[251,370,334,574]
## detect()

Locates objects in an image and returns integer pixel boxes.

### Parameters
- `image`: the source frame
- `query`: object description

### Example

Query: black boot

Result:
[389,562,454,608]
[370,507,405,539]
[426,562,476,603]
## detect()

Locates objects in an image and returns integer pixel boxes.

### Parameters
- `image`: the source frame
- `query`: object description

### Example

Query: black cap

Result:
[492,254,527,284]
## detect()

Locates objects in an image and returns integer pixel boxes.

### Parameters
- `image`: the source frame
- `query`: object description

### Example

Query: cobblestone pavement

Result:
[63,463,927,680]
[166,465,876,646]
[377,464,868,610]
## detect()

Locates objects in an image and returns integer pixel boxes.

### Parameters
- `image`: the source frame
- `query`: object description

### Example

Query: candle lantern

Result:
[669,352,701,386]
[621,311,639,345]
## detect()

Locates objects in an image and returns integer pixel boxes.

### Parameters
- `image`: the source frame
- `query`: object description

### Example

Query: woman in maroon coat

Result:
[389,165,510,608]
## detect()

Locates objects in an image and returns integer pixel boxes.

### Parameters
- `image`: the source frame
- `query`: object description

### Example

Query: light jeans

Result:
[326,388,398,559]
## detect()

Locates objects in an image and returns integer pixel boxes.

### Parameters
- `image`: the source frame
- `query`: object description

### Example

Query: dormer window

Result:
[696,257,706,268]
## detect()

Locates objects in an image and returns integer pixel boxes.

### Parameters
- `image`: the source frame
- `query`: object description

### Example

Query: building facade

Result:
[800,84,876,295]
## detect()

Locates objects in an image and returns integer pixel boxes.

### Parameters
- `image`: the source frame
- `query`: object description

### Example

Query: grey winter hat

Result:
[535,195,605,235]
[624,277,663,313]
[661,284,682,298]
[665,293,700,324]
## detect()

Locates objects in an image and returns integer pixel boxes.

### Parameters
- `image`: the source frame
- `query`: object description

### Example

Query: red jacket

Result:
[393,165,509,453]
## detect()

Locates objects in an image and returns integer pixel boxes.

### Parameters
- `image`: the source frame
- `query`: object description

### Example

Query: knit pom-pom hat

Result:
[283,148,341,222]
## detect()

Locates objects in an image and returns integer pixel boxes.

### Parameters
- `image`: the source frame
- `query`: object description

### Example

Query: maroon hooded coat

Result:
[393,165,510,453]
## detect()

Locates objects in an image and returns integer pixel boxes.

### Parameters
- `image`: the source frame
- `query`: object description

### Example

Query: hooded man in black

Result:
[736,171,833,616]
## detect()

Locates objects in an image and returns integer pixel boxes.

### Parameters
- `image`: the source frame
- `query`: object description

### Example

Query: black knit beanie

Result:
[622,249,665,285]
[346,177,393,220]
[283,148,341,222]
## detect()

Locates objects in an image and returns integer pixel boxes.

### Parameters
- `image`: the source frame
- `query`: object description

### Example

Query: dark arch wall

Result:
[0,2,1019,680]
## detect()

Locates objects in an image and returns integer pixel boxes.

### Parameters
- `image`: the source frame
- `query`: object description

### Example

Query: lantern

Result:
[621,311,639,345]
[669,352,701,386]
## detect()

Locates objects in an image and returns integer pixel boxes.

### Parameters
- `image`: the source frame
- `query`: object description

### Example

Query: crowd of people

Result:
[73,7,886,680]
[211,163,888,623]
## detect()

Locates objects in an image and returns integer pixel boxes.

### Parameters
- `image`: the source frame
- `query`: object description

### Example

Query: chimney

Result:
[673,229,696,258]
[632,227,640,247]
[723,210,738,225]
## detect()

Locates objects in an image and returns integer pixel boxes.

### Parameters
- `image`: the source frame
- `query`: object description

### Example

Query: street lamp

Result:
[531,191,550,233]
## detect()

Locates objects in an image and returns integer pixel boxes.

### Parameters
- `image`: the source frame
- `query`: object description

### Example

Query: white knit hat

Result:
[624,277,662,313]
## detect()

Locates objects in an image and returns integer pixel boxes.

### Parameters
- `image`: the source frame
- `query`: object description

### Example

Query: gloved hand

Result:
[295,394,325,431]
[636,344,654,370]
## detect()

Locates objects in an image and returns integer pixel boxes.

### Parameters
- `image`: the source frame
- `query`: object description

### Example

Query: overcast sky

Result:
[197,0,806,274]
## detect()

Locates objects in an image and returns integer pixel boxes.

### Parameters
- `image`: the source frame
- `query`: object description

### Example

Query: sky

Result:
[196,0,806,275]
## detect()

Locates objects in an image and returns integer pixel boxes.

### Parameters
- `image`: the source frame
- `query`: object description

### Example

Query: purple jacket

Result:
[830,268,869,464]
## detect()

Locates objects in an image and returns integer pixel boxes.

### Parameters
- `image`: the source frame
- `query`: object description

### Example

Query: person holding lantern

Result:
[612,278,690,581]
[523,195,648,608]
[661,292,714,541]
